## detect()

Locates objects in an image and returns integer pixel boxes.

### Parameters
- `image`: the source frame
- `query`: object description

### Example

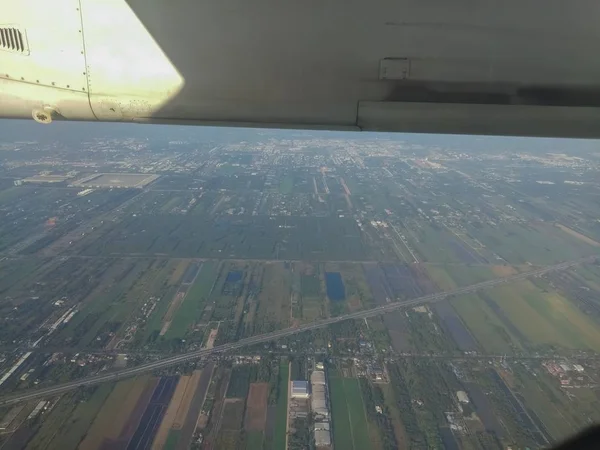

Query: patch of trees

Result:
[226,358,277,398]
[359,378,398,450]
[288,417,312,450]
[387,363,428,449]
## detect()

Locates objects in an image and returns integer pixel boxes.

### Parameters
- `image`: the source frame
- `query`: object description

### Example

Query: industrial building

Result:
[71,173,159,189]
[315,422,332,446]
[310,370,331,446]
[311,385,329,417]
[310,370,329,417]
[291,380,310,399]
[311,370,326,385]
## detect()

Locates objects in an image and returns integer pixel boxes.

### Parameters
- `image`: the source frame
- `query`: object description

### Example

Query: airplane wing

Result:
[1,0,600,137]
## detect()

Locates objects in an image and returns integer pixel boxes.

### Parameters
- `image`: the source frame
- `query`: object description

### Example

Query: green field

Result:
[271,362,289,450]
[164,430,182,450]
[53,259,151,346]
[48,384,113,449]
[408,223,477,263]
[468,222,597,265]
[513,368,579,442]
[165,261,218,340]
[26,385,113,450]
[514,365,600,442]
[452,280,600,353]
[25,395,76,450]
[245,430,264,450]
[300,274,321,297]
[254,264,292,334]
[79,378,140,449]
[279,176,294,194]
[424,264,458,290]
[487,281,600,350]
[425,263,511,291]
[450,293,523,354]
[75,215,368,261]
[138,285,179,343]
[296,264,325,323]
[329,369,370,450]
[333,262,374,312]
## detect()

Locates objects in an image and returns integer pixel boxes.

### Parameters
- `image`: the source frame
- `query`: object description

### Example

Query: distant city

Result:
[0,121,599,450]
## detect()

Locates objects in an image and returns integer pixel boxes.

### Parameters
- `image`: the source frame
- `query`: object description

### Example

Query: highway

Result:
[0,255,595,406]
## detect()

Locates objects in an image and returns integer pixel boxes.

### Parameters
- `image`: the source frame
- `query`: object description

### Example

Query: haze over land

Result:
[0,121,599,449]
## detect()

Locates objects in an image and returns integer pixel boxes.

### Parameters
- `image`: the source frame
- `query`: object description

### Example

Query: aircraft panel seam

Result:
[76,0,98,120]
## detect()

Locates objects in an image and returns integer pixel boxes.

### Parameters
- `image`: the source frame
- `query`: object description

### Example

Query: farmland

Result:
[24,384,113,450]
[329,368,371,450]
[163,261,218,341]
[79,376,150,449]
[451,279,600,353]
[74,215,368,261]
[271,362,289,450]
[252,263,293,335]
[245,383,268,432]
[1,126,600,450]
[296,263,326,323]
[17,366,214,450]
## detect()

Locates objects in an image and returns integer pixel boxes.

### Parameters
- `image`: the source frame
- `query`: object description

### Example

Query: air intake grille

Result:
[0,27,26,53]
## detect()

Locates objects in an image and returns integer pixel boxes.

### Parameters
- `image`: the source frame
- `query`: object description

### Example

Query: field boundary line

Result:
[343,378,357,450]
[0,254,596,407]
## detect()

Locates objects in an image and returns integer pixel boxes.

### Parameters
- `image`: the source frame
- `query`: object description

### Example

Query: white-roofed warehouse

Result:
[315,422,332,446]
[311,370,326,385]
[311,378,329,418]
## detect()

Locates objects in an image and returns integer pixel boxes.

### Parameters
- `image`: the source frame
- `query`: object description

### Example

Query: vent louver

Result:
[0,27,26,53]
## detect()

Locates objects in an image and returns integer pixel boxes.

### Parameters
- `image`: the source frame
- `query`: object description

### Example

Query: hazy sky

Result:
[1,119,600,156]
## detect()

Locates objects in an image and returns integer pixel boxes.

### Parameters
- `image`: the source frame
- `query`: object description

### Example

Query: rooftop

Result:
[291,380,309,391]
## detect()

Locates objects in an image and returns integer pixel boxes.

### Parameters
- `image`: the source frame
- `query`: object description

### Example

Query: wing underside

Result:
[1,0,600,137]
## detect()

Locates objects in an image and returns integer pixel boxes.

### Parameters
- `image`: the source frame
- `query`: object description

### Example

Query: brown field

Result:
[79,376,150,450]
[491,265,518,277]
[347,294,362,312]
[196,411,209,430]
[221,399,245,431]
[205,327,219,350]
[244,383,269,431]
[160,291,186,336]
[117,378,159,440]
[151,375,191,450]
[196,413,209,430]
[173,370,203,429]
[214,431,239,450]
[211,399,245,450]
[556,223,600,247]
[169,261,190,285]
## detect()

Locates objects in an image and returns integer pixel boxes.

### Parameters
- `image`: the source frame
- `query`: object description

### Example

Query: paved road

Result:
[0,255,595,406]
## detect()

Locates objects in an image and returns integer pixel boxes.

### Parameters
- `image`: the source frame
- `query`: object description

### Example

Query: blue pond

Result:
[325,272,346,301]
[226,270,243,283]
